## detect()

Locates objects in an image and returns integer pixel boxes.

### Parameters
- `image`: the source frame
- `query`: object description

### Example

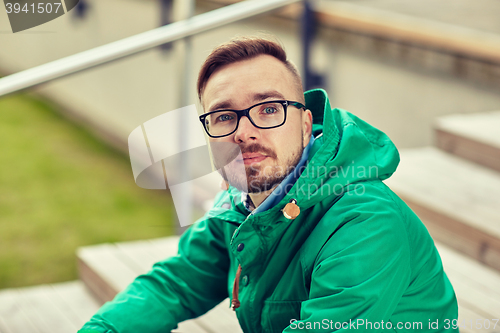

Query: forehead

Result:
[202,55,297,111]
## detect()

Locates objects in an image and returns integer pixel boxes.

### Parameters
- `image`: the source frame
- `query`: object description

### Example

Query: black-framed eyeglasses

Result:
[199,100,306,138]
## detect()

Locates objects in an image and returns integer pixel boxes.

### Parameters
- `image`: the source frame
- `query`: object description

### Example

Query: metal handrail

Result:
[0,0,301,97]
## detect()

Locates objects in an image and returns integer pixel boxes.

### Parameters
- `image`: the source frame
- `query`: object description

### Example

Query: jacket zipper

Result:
[231,214,250,310]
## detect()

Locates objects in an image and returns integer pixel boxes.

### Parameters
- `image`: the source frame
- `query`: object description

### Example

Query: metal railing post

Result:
[177,0,196,234]
[301,0,325,91]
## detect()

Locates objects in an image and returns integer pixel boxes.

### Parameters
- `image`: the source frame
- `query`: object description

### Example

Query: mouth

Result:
[240,153,268,165]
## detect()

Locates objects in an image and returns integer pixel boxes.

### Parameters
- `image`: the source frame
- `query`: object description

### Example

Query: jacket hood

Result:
[216,88,400,222]
[220,88,401,293]
[294,88,400,208]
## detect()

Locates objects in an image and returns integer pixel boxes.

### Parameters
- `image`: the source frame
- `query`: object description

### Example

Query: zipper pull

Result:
[231,264,242,310]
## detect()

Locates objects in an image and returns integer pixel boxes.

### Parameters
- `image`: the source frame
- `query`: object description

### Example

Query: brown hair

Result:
[197,37,303,103]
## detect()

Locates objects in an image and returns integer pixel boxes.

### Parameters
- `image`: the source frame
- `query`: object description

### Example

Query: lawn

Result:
[0,93,176,289]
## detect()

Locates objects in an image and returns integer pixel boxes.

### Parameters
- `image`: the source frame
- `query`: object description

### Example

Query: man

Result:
[79,37,458,333]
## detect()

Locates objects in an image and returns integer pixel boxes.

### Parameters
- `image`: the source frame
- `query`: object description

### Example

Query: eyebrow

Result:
[207,90,286,112]
[253,90,286,102]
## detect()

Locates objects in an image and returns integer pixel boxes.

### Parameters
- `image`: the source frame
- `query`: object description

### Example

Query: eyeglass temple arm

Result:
[289,101,306,110]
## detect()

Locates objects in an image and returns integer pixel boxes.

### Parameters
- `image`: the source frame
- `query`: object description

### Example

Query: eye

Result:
[216,113,234,122]
[262,106,278,114]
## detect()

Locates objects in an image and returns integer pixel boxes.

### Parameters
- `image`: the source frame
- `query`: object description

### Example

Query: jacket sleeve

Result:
[78,216,230,333]
[284,188,412,332]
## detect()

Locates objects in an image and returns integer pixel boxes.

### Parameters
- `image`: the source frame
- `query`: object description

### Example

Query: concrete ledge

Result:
[436,111,500,173]
[385,147,500,271]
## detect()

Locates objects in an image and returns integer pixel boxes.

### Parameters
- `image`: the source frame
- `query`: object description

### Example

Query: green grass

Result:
[0,93,176,289]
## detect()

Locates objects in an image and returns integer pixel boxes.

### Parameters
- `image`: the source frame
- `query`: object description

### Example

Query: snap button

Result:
[241,275,249,286]
[283,199,300,220]
[237,243,245,251]
[221,202,231,209]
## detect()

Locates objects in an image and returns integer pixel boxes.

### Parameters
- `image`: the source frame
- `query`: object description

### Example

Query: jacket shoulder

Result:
[300,180,416,277]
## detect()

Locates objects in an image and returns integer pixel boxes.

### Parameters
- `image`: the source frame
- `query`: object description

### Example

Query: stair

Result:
[1,239,499,333]
[0,281,100,333]
[2,109,500,332]
[0,237,243,333]
[76,237,500,333]
[386,111,500,271]
[436,243,500,333]
[385,147,500,270]
[435,111,500,173]
[77,236,243,333]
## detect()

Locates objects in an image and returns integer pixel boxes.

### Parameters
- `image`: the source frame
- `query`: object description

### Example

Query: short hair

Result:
[197,37,304,103]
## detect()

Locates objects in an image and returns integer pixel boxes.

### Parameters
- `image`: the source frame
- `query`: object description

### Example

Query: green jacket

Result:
[79,89,458,333]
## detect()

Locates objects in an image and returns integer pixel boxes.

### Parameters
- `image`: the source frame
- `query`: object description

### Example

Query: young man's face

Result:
[202,54,312,194]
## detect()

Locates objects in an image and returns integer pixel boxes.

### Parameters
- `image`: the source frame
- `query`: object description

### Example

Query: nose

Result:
[233,116,260,143]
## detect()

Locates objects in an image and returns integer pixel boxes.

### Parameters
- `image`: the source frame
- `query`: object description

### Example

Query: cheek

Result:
[268,129,302,159]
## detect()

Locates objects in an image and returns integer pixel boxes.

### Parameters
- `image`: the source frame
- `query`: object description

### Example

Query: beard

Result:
[216,141,304,194]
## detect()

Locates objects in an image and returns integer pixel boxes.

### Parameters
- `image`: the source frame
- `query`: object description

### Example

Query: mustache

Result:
[240,144,277,160]
[210,142,277,171]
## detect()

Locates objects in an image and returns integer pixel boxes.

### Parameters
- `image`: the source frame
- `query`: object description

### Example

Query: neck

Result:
[248,186,277,209]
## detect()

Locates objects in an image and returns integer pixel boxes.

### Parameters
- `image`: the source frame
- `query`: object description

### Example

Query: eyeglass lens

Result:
[204,102,285,137]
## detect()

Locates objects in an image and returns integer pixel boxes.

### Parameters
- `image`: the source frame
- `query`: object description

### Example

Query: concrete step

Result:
[435,111,500,172]
[77,236,243,333]
[385,147,500,271]
[76,236,500,333]
[436,243,500,333]
[0,278,233,333]
[2,239,498,332]
[0,281,100,333]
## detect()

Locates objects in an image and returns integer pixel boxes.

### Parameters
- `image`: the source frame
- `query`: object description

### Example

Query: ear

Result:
[302,109,313,147]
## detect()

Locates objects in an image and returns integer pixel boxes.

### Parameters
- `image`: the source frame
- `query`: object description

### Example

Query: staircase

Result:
[0,236,242,333]
[1,111,500,333]
[436,111,500,173]
[77,237,243,333]
[384,110,500,332]
[385,111,500,271]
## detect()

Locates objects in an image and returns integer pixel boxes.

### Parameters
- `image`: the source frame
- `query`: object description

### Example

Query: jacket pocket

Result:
[262,300,302,332]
